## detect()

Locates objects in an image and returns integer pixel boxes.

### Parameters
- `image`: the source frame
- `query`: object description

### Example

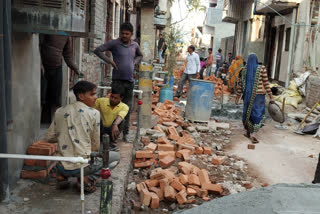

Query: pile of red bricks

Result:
[134,100,224,209]
[21,141,57,180]
[204,75,231,96]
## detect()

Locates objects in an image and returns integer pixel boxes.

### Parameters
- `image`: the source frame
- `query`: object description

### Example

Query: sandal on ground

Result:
[251,136,259,144]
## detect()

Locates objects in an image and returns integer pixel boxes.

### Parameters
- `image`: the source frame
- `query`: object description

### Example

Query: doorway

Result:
[274,25,285,81]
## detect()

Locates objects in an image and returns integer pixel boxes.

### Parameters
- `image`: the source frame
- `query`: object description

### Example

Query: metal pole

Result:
[80,165,85,214]
[285,8,297,88]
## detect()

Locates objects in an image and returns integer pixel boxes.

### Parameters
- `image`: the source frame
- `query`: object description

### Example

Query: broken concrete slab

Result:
[196,126,209,132]
[175,183,320,214]
[187,126,196,133]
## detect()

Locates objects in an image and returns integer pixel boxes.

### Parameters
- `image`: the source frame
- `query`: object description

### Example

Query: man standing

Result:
[44,81,120,193]
[158,34,165,63]
[94,22,143,142]
[214,48,223,77]
[95,85,129,151]
[206,48,213,77]
[174,45,200,98]
[40,34,82,123]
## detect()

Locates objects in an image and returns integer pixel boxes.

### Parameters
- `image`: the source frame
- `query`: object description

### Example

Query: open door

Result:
[274,25,285,81]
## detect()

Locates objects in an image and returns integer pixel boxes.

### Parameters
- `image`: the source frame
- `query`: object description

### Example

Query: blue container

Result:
[185,79,215,122]
[163,76,174,87]
[159,87,173,103]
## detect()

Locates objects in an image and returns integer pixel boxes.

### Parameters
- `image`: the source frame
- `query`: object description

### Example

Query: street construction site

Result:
[1,58,320,214]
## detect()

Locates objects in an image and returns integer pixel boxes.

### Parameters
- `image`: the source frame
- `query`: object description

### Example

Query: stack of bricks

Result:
[204,74,230,96]
[21,141,58,181]
[136,164,223,209]
[134,99,225,208]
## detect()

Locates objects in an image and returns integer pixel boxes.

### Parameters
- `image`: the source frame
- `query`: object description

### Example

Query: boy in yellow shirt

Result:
[95,85,129,151]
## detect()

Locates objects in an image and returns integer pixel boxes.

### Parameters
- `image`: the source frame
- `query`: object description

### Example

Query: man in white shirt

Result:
[175,45,200,98]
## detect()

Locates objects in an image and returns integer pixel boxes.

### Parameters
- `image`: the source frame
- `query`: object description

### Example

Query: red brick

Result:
[158,144,175,151]
[145,179,159,188]
[33,141,57,153]
[178,162,193,175]
[188,174,201,186]
[177,144,195,154]
[202,196,211,201]
[176,149,192,160]
[150,192,160,209]
[202,183,223,194]
[157,136,171,144]
[158,151,175,159]
[136,150,154,159]
[141,136,150,146]
[181,167,191,175]
[134,161,153,168]
[248,144,255,150]
[195,146,204,154]
[159,178,169,195]
[176,189,187,205]
[150,168,165,180]
[178,174,189,186]
[164,185,177,201]
[159,156,175,168]
[21,170,48,179]
[170,178,186,192]
[149,187,164,201]
[164,99,174,106]
[154,125,165,133]
[137,182,148,193]
[186,188,197,196]
[212,156,227,165]
[167,126,180,141]
[146,143,157,152]
[27,145,52,156]
[191,166,201,175]
[203,146,212,155]
[198,169,210,187]
[24,159,51,167]
[140,189,152,206]
[21,161,56,179]
[188,185,208,197]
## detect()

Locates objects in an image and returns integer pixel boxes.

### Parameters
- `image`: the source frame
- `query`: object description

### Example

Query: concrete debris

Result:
[195,126,209,132]
[187,126,196,133]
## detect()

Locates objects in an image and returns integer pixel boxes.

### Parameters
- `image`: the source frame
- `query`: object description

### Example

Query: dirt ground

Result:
[228,120,320,185]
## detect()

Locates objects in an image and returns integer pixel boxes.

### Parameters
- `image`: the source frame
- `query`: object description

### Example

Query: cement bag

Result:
[274,81,302,108]
[294,72,310,96]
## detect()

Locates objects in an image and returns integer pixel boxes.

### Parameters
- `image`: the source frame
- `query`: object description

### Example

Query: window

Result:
[285,27,291,52]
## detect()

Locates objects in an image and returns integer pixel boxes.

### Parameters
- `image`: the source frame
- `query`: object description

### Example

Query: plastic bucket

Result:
[159,87,173,103]
[185,79,215,122]
[163,76,174,87]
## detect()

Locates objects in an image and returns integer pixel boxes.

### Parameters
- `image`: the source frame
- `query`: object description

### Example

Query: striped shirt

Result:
[237,66,272,97]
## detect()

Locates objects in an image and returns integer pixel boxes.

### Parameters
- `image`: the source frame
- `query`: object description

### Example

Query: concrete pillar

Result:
[292,0,310,74]
[140,7,155,62]
[139,63,153,128]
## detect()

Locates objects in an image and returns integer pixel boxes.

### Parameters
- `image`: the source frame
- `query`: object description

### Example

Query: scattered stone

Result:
[224,140,231,144]
[151,132,166,139]
[24,197,30,202]
[133,169,140,174]
[187,126,196,133]
[162,208,169,213]
[216,145,223,151]
[127,182,136,191]
[163,122,179,127]
[132,122,137,126]
[140,128,147,136]
[225,130,232,135]
[146,129,159,135]
[169,203,177,211]
[196,126,209,132]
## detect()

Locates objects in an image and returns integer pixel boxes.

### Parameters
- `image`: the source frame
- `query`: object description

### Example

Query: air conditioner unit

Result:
[12,0,87,36]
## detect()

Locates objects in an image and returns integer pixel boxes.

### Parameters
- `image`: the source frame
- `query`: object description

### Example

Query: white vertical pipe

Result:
[81,165,85,214]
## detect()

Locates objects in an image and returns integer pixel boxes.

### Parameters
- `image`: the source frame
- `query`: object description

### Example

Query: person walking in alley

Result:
[214,48,223,77]
[158,33,165,63]
[174,45,200,98]
[94,22,143,142]
[40,34,82,123]
[206,48,213,77]
[237,53,273,143]
[43,81,120,193]
[95,84,129,151]
[228,55,244,92]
